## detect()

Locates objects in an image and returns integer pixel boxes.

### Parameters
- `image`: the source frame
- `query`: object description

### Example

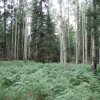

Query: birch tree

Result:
[76,0,80,64]
[81,10,85,64]
[24,15,28,61]
[58,0,67,68]
[66,0,70,60]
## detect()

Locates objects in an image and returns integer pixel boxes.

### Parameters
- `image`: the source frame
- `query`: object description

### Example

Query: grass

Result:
[0,61,100,100]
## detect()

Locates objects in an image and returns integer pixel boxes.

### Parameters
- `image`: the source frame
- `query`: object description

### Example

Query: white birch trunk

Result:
[23,16,28,61]
[59,0,67,69]
[82,12,85,64]
[60,34,64,63]
[76,0,80,64]
[28,37,30,60]
[91,35,95,67]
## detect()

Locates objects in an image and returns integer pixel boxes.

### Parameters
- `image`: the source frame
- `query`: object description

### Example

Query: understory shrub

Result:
[0,61,100,100]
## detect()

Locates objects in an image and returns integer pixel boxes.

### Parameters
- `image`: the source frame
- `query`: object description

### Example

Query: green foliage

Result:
[86,0,100,64]
[0,61,100,100]
[64,21,76,62]
[31,0,59,62]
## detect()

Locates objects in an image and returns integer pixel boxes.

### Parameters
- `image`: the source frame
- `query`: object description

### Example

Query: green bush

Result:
[0,61,100,100]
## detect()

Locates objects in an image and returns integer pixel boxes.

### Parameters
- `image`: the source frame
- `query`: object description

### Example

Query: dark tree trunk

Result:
[92,0,97,75]
[92,59,97,75]
[3,0,7,59]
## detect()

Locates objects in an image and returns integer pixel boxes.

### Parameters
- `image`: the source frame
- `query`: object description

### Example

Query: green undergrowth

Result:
[0,61,100,100]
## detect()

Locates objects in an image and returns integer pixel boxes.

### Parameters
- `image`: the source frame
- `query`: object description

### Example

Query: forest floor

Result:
[0,61,100,100]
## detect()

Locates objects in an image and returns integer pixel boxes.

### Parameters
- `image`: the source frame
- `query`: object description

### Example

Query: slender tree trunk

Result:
[85,0,88,64]
[59,0,67,69]
[35,37,38,61]
[82,11,85,64]
[24,16,28,61]
[14,10,17,60]
[60,33,64,63]
[91,35,96,74]
[85,16,88,64]
[92,0,97,74]
[22,16,25,60]
[67,0,71,57]
[23,0,28,61]
[17,25,19,60]
[11,9,14,59]
[59,0,64,64]
[3,0,7,59]
[91,36,95,65]
[10,0,14,60]
[11,16,13,59]
[76,0,80,64]
[98,28,100,64]
[28,37,30,60]
[99,36,100,64]
[21,5,25,60]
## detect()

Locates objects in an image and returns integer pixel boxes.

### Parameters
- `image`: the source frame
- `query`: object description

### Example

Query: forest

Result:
[0,0,100,99]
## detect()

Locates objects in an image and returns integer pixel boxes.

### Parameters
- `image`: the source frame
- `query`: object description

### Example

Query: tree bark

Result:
[76,0,80,64]
[92,0,97,74]
[14,10,17,60]
[17,25,20,60]
[59,0,67,69]
[82,11,85,64]
[85,0,88,64]
[91,35,96,74]
[24,16,28,61]
[85,16,88,64]
[28,36,30,60]
[99,36,100,64]
[60,30,64,64]
[67,0,70,58]
[3,0,7,59]
[11,5,14,59]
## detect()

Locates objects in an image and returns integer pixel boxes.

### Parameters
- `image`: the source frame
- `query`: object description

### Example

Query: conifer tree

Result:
[31,0,58,62]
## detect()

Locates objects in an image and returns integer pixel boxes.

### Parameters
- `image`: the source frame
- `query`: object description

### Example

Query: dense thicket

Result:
[0,61,100,100]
